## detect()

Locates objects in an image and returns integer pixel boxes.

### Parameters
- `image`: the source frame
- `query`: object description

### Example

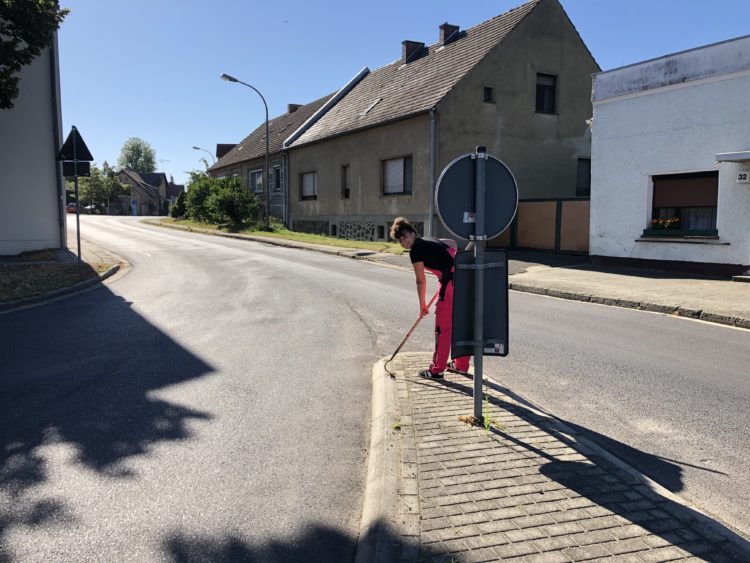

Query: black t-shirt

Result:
[409,237,453,279]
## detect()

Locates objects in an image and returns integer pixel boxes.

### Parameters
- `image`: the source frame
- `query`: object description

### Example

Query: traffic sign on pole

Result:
[435,147,518,421]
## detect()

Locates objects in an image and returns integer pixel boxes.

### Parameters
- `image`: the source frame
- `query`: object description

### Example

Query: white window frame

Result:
[249,168,263,194]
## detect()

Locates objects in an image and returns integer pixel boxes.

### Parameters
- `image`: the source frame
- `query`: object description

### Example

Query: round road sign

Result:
[435,152,518,240]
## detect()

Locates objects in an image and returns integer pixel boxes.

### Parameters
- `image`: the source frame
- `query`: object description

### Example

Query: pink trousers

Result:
[427,248,471,375]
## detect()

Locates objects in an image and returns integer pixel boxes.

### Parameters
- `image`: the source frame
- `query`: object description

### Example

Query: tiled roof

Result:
[138,172,167,188]
[119,170,160,197]
[291,0,541,147]
[209,93,334,172]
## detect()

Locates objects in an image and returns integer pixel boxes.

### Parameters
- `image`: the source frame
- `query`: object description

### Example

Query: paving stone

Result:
[533,534,581,552]
[462,547,504,562]
[602,537,651,555]
[504,526,548,542]
[493,541,540,559]
[563,544,612,561]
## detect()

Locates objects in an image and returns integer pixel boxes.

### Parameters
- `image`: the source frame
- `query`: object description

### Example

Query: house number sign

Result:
[738,171,749,184]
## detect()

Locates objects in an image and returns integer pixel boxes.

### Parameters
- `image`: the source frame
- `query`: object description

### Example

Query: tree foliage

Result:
[66,161,129,212]
[183,173,259,225]
[117,137,157,172]
[0,0,68,109]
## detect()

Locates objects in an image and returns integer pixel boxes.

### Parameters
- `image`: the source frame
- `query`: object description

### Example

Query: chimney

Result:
[402,40,425,63]
[439,23,460,45]
[287,103,301,113]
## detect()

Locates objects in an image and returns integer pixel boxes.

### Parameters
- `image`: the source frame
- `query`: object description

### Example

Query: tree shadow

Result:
[163,519,445,563]
[429,375,750,559]
[0,285,215,560]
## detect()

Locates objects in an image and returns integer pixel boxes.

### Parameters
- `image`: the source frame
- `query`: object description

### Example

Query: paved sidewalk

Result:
[362,353,750,562]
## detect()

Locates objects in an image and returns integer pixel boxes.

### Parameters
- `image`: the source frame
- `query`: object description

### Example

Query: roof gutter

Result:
[282,67,370,149]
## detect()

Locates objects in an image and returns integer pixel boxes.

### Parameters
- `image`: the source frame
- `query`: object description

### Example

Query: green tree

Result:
[66,162,128,213]
[208,177,258,225]
[117,137,156,172]
[170,190,186,218]
[184,173,214,222]
[0,1,68,110]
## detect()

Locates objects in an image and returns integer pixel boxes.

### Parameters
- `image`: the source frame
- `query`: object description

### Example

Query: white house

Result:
[590,35,750,277]
[0,36,65,255]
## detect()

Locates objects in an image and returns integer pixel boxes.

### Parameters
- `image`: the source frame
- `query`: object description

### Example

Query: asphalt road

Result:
[1,216,748,561]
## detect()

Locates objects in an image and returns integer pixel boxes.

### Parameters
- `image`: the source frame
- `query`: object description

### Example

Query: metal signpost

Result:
[435,146,518,420]
[58,126,93,264]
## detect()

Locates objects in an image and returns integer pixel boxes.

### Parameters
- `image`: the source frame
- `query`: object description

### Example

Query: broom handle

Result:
[387,288,441,363]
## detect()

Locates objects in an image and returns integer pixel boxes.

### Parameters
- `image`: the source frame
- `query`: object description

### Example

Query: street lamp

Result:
[192,146,216,165]
[220,72,270,228]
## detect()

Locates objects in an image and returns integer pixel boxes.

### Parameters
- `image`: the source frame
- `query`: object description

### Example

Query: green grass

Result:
[158,218,406,254]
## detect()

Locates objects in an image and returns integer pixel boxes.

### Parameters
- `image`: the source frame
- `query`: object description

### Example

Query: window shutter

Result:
[384,158,404,194]
[302,172,315,197]
[653,173,718,208]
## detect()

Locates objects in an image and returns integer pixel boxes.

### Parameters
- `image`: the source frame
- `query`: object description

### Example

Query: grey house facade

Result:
[208,96,332,224]
[285,0,598,243]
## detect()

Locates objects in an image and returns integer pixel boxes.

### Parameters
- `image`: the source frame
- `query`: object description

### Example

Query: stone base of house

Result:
[590,255,749,278]
[293,220,329,236]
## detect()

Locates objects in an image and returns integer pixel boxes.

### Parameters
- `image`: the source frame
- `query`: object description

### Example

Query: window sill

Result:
[637,235,728,245]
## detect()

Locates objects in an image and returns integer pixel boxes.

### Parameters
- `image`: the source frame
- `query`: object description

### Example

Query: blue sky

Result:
[58,0,750,185]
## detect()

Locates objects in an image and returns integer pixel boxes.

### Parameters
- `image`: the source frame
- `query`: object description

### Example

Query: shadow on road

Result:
[0,284,215,561]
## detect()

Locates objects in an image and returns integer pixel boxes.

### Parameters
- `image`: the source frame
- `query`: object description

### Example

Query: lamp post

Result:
[192,146,216,165]
[220,73,270,228]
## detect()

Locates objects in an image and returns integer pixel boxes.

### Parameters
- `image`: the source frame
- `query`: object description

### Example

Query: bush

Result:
[185,175,214,222]
[183,173,259,225]
[170,191,186,218]
[208,177,258,225]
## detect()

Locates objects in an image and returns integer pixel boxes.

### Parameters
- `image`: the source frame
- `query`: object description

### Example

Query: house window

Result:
[483,86,495,103]
[331,224,338,237]
[249,169,263,193]
[341,165,350,199]
[273,166,281,192]
[576,158,591,197]
[650,171,718,234]
[377,225,385,239]
[383,156,413,195]
[536,73,557,114]
[300,171,317,200]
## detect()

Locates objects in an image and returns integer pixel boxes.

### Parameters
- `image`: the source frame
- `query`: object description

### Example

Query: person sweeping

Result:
[390,217,471,379]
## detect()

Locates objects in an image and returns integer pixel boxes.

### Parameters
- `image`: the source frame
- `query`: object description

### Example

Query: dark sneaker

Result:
[419,369,443,379]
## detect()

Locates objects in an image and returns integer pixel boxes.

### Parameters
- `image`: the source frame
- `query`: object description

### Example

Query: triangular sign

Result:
[58,126,94,161]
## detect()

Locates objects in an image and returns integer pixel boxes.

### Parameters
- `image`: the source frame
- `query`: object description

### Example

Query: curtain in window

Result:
[302,172,316,197]
[384,158,404,194]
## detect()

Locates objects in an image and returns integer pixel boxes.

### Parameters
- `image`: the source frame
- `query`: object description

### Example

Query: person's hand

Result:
[419,303,430,317]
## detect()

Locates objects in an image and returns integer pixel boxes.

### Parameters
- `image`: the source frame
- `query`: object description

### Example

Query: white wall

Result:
[0,44,64,255]
[591,66,750,268]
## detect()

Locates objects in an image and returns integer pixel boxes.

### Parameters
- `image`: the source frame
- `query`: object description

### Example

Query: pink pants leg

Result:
[429,280,471,374]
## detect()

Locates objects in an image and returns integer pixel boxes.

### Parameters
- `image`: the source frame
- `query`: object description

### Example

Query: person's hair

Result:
[390,217,416,241]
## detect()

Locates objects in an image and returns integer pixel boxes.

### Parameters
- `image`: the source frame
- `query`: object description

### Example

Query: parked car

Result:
[66,203,77,213]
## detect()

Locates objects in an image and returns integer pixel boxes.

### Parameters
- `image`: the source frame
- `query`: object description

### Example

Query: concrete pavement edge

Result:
[356,359,402,563]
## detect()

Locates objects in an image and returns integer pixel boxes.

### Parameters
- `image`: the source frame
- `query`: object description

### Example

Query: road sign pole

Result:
[73,127,81,265]
[473,146,487,420]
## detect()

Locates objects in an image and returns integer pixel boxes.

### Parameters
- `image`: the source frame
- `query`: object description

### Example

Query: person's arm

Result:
[412,262,429,317]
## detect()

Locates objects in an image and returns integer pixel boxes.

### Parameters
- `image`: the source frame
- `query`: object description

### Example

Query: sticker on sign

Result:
[484,343,504,354]
[463,212,476,223]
